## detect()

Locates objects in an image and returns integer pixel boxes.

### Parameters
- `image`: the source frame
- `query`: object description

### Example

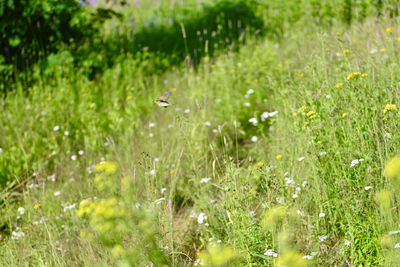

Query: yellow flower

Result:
[335,82,344,88]
[276,250,307,267]
[383,104,397,114]
[292,112,298,117]
[386,27,393,34]
[299,73,304,79]
[346,72,361,80]
[306,110,317,119]
[397,37,400,42]
[257,162,264,167]
[276,154,282,160]
[34,203,40,210]
[380,48,387,52]
[384,157,400,184]
[361,73,368,77]
[343,49,351,55]
[342,113,348,118]
[94,161,117,175]
[248,165,253,171]
[170,169,175,175]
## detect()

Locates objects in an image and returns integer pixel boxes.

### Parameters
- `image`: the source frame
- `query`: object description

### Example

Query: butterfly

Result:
[155,91,174,108]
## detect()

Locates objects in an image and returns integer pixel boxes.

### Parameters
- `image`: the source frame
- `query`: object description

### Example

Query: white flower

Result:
[135,202,141,209]
[251,136,258,142]
[370,49,379,54]
[78,150,84,155]
[17,207,25,215]
[326,95,331,99]
[319,151,327,156]
[395,243,400,248]
[292,193,298,199]
[389,230,400,235]
[197,213,207,224]
[63,204,76,213]
[344,239,351,246]
[302,255,314,260]
[11,231,25,240]
[64,131,69,136]
[244,102,251,107]
[216,98,222,103]
[71,155,77,161]
[364,186,373,191]
[297,210,305,217]
[161,188,167,194]
[302,181,308,187]
[318,235,327,242]
[54,191,61,196]
[204,121,211,126]
[245,89,254,98]
[154,158,159,162]
[319,212,325,218]
[200,177,212,183]
[149,169,156,176]
[0,148,2,153]
[264,249,278,257]
[350,158,364,167]
[261,111,278,121]
[296,186,301,192]
[168,124,173,129]
[53,126,60,132]
[149,122,155,128]
[249,117,258,126]
[298,156,305,162]
[149,133,154,138]
[184,109,190,114]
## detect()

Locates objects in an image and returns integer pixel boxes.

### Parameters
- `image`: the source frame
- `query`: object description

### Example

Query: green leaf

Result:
[9,36,21,47]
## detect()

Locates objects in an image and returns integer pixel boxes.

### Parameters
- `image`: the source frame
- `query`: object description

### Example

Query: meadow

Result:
[2,0,400,266]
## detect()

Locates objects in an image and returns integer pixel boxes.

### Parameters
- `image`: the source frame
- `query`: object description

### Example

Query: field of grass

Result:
[3,1,400,266]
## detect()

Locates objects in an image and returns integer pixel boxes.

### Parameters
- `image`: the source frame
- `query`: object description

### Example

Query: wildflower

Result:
[63,203,76,213]
[161,188,167,194]
[197,213,207,224]
[64,131,69,136]
[34,203,40,210]
[343,49,351,55]
[169,170,174,175]
[53,126,60,132]
[54,191,61,196]
[71,155,77,161]
[384,133,392,139]
[261,111,278,121]
[204,121,211,126]
[264,249,278,257]
[389,230,400,235]
[350,158,364,167]
[362,73,368,77]
[149,169,156,176]
[149,133,154,138]
[335,82,344,88]
[94,161,117,174]
[257,162,264,167]
[249,118,258,126]
[398,37,400,42]
[383,104,397,114]
[276,250,307,267]
[380,48,387,52]
[395,243,400,248]
[318,235,328,242]
[319,152,327,156]
[292,193,298,199]
[297,210,305,217]
[17,207,25,215]
[386,27,393,34]
[319,212,325,218]
[244,102,251,107]
[365,186,373,191]
[344,239,351,246]
[276,154,282,160]
[11,231,25,240]
[251,136,258,142]
[384,157,400,184]
[370,49,379,54]
[245,89,254,98]
[346,72,361,80]
[184,109,190,114]
[298,157,305,162]
[306,110,317,119]
[342,113,348,118]
[78,150,84,155]
[200,177,212,183]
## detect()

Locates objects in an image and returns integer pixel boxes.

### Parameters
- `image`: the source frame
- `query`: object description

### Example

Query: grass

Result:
[2,8,400,266]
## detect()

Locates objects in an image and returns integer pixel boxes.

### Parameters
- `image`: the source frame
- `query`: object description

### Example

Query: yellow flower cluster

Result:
[94,161,117,174]
[383,104,397,114]
[77,198,126,234]
[306,110,317,119]
[346,72,360,80]
[343,49,351,55]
